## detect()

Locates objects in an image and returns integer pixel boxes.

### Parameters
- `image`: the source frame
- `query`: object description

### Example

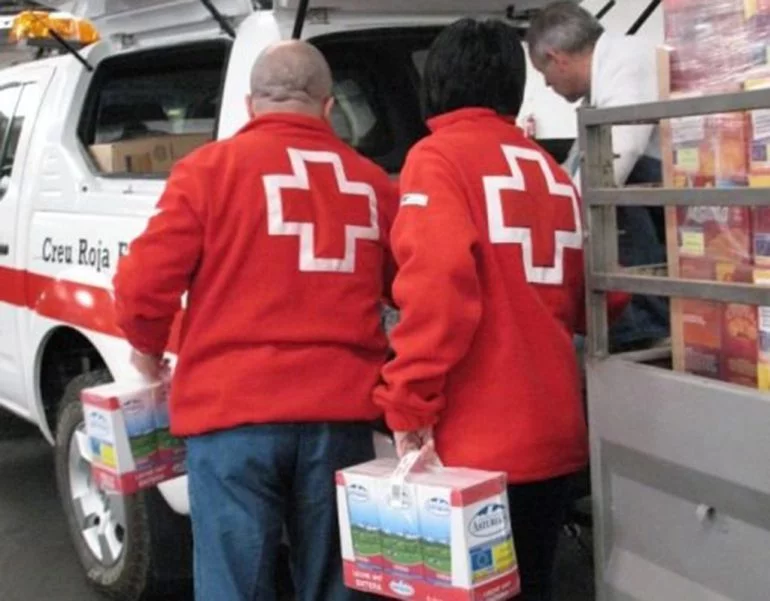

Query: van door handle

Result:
[0,243,9,256]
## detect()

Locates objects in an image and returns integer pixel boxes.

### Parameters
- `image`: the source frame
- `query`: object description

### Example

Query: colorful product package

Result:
[716,261,759,386]
[753,268,770,389]
[677,203,752,265]
[82,380,186,494]
[746,77,770,186]
[344,460,389,572]
[663,0,749,91]
[753,206,770,266]
[679,257,722,380]
[337,457,519,601]
[745,0,770,22]
[153,380,186,464]
[670,94,749,189]
[379,473,426,581]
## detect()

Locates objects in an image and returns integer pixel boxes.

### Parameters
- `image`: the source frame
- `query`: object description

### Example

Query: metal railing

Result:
[577,87,770,358]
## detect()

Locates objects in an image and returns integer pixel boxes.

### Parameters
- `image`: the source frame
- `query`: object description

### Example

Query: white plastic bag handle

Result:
[389,447,443,509]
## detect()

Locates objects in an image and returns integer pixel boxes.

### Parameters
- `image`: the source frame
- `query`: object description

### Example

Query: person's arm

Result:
[113,159,206,357]
[574,290,632,338]
[569,181,631,336]
[373,145,482,432]
[381,176,401,307]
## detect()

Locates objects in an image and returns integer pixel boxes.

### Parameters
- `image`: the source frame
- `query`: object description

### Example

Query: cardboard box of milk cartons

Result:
[337,458,520,601]
[82,380,186,495]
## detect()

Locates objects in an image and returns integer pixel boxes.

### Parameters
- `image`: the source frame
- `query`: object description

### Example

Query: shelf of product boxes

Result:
[579,87,770,358]
[575,5,770,600]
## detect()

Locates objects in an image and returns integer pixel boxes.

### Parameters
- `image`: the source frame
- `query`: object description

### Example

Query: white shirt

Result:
[567,33,660,190]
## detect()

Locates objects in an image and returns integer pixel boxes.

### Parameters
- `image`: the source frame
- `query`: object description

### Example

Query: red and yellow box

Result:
[753,268,770,389]
[670,91,749,187]
[716,261,759,386]
[677,204,752,264]
[679,257,722,380]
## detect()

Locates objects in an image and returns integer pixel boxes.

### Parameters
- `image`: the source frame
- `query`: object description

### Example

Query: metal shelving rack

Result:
[578,90,770,601]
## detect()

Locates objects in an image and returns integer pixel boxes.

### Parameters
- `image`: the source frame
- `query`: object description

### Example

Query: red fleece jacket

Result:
[114,114,398,436]
[374,108,627,483]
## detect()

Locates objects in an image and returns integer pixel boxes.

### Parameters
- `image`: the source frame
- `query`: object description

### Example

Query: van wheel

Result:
[54,370,153,601]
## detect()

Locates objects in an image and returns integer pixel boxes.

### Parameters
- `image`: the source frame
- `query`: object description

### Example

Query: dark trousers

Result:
[611,155,670,351]
[508,475,571,601]
[186,423,377,601]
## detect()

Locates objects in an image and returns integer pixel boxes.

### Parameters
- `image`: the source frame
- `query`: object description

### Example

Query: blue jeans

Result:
[186,423,377,601]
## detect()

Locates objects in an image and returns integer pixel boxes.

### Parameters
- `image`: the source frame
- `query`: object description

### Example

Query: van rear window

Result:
[78,41,229,177]
[315,28,439,173]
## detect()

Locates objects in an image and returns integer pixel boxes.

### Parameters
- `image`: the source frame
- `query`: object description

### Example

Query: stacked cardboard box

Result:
[662,0,770,389]
[89,133,211,175]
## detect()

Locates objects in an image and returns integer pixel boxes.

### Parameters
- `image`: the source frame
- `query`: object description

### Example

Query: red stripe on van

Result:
[0,265,27,307]
[0,265,183,353]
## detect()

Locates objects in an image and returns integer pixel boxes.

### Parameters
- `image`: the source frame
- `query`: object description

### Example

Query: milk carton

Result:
[379,476,425,581]
[153,380,186,463]
[337,458,520,601]
[82,380,186,494]
[417,484,453,586]
[339,459,390,571]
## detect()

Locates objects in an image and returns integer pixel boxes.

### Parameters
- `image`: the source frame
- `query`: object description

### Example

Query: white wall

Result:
[518,0,664,140]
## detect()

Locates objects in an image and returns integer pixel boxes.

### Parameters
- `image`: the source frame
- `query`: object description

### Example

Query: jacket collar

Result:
[427,107,519,132]
[236,112,335,137]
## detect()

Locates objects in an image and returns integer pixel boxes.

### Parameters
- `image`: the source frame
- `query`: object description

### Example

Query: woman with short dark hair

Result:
[375,18,627,601]
[421,18,527,119]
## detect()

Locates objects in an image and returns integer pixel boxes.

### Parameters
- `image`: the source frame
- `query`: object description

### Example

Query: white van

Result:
[0,1,661,598]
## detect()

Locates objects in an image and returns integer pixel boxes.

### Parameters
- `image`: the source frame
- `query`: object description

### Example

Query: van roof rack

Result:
[199,0,236,38]
[627,0,660,35]
[291,0,309,39]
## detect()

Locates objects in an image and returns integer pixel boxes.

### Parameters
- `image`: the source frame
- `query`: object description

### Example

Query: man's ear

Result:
[323,96,336,123]
[245,94,256,120]
[548,49,568,68]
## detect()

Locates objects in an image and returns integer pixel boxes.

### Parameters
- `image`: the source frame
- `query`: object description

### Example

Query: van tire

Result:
[54,370,154,601]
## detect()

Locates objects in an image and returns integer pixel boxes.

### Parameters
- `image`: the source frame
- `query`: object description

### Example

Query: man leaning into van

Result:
[113,40,397,601]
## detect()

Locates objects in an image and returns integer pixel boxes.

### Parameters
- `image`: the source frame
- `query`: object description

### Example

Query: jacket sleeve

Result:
[113,159,205,355]
[373,145,482,432]
[380,177,401,307]
[574,290,632,337]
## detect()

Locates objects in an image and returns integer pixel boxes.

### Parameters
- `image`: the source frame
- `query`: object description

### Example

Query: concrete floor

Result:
[0,411,595,601]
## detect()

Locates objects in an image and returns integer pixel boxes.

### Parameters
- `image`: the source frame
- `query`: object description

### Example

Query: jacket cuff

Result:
[384,409,435,433]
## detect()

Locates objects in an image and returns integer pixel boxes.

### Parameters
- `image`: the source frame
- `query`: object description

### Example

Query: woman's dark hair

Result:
[422,18,527,120]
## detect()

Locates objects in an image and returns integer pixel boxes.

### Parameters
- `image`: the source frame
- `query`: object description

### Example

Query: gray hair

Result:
[249,40,333,110]
[526,2,604,63]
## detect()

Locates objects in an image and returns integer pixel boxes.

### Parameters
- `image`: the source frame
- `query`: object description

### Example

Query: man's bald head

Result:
[248,40,334,118]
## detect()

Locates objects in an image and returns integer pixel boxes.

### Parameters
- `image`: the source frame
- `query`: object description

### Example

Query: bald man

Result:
[114,41,398,601]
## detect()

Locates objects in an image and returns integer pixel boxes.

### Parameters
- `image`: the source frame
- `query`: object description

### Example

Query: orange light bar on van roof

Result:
[10,11,101,47]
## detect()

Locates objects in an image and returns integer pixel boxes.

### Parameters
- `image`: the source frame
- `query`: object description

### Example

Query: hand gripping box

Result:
[337,458,519,601]
[81,380,186,495]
